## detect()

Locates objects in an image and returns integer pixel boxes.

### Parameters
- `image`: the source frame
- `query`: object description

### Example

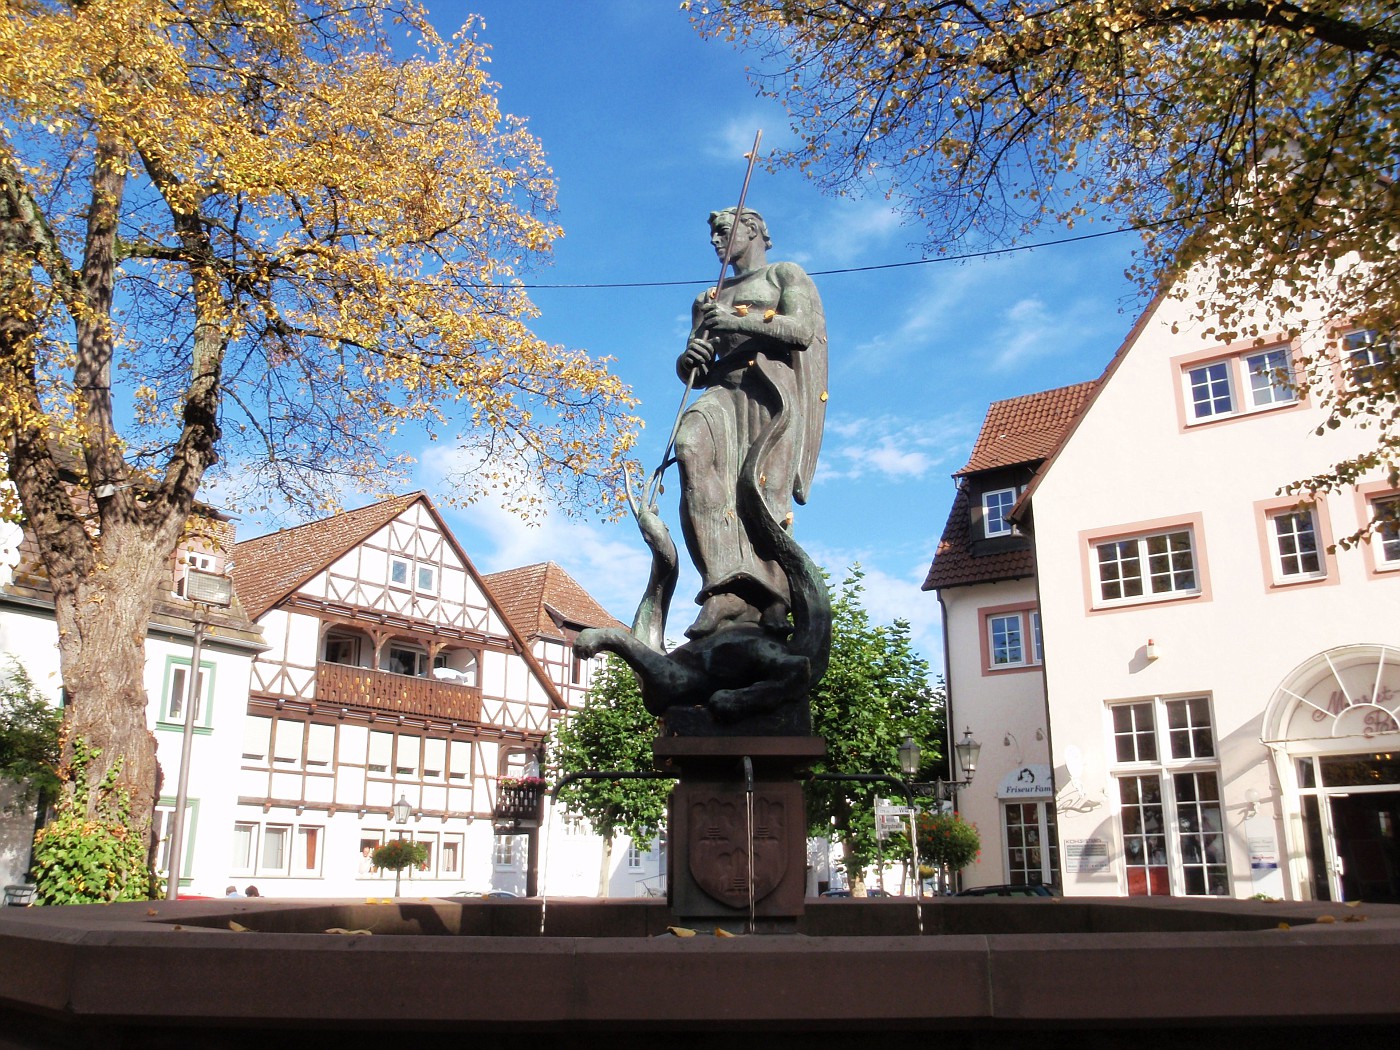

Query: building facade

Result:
[924,383,1095,891]
[930,278,1400,903]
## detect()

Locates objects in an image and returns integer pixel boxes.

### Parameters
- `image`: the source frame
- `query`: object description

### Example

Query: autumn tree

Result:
[691,1,1400,525]
[807,567,944,885]
[549,656,670,897]
[0,1,638,830]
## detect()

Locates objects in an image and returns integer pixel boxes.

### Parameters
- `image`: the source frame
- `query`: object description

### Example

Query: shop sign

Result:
[1064,838,1109,873]
[997,764,1053,799]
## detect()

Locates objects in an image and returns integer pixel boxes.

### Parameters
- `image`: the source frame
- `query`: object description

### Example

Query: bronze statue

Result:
[575,207,831,733]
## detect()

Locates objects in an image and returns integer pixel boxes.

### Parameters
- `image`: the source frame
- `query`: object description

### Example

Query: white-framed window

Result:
[627,842,644,870]
[367,730,394,774]
[1343,328,1393,385]
[1375,496,1400,568]
[1182,343,1296,423]
[1109,696,1226,897]
[381,644,428,678]
[163,657,214,727]
[981,606,1041,672]
[493,835,521,869]
[448,739,472,781]
[262,824,291,874]
[272,720,304,767]
[305,723,335,768]
[441,835,463,875]
[231,821,258,875]
[1003,802,1058,887]
[323,632,361,666]
[1094,528,1198,605]
[390,556,438,594]
[1187,360,1234,420]
[1268,506,1325,581]
[981,487,1018,538]
[989,614,1023,666]
[1243,346,1296,408]
[153,799,196,881]
[242,715,272,764]
[395,735,420,777]
[296,826,323,875]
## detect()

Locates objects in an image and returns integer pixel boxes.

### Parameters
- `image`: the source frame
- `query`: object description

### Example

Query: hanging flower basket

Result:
[916,811,981,872]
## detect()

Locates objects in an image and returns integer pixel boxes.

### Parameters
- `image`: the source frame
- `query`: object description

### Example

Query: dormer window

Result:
[982,488,1018,537]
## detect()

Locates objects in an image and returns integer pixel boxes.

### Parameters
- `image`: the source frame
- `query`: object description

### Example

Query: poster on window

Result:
[997,764,1053,799]
[1245,817,1284,898]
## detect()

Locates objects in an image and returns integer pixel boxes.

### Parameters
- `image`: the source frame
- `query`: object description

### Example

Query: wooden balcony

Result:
[315,662,482,723]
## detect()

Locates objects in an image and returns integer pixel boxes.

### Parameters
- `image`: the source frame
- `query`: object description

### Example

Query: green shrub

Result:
[30,739,155,904]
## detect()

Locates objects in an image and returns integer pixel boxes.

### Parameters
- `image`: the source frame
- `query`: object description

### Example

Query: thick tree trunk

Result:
[51,522,174,832]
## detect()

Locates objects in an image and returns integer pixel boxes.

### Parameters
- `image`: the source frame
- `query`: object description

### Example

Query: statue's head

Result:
[709,207,772,249]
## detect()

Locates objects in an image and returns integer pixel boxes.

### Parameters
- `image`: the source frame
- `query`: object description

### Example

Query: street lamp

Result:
[954,727,982,783]
[390,794,412,896]
[898,736,920,778]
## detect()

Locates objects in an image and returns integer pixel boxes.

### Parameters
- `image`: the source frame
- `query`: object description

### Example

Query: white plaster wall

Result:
[1032,287,1400,899]
[942,578,1052,888]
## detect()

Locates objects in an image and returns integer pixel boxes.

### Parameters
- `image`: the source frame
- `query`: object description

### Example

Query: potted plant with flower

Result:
[371,838,430,897]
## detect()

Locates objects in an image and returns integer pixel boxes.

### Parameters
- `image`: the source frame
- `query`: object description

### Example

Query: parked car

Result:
[818,888,892,898]
[955,883,1056,897]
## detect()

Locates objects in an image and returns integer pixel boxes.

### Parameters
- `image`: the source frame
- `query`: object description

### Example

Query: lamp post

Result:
[897,737,922,897]
[391,793,412,896]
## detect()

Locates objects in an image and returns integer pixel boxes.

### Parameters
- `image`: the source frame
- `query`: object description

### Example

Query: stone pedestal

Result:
[654,736,825,929]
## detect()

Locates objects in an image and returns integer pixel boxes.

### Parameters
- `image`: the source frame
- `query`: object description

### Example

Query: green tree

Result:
[0,658,61,807]
[808,567,945,887]
[0,0,637,830]
[549,656,670,896]
[691,2,1399,535]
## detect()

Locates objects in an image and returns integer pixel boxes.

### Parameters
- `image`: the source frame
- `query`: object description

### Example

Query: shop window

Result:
[1003,802,1058,886]
[1109,696,1226,896]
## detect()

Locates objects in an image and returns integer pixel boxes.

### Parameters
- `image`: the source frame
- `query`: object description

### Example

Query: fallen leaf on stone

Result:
[325,927,373,936]
[714,928,736,938]
[1315,914,1336,924]
[171,925,184,931]
[1345,900,1363,907]
[1344,914,1368,922]
[146,909,158,916]
[1277,922,1291,930]
[667,926,697,938]
[229,920,250,932]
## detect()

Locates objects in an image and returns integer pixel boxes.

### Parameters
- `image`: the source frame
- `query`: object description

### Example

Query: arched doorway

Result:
[1264,644,1400,903]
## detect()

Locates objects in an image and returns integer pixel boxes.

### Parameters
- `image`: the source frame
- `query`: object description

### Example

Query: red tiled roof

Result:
[922,485,1036,591]
[483,562,623,641]
[231,493,423,619]
[925,380,1096,591]
[956,381,1098,476]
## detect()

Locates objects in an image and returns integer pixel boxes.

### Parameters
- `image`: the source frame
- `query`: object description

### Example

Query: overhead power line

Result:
[505,218,1173,291]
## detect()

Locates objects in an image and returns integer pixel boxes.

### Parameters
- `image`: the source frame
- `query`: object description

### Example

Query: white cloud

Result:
[819,413,974,483]
[806,546,946,679]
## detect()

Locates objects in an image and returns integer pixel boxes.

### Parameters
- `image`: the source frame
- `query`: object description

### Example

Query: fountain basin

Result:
[0,896,1397,1047]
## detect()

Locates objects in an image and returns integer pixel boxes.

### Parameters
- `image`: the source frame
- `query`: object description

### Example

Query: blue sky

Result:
[315,2,1151,676]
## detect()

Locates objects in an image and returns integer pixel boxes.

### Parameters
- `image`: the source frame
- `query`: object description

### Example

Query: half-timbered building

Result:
[228,493,565,896]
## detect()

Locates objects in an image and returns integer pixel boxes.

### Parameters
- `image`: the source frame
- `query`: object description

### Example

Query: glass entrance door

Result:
[1328,791,1400,903]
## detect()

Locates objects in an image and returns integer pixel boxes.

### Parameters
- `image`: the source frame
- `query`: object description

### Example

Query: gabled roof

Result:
[923,485,1037,591]
[484,562,623,641]
[956,381,1099,476]
[232,493,422,620]
[924,380,1097,592]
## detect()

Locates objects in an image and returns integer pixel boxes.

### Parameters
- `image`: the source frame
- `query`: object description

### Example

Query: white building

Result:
[923,382,1095,891]
[0,500,264,895]
[929,280,1400,903]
